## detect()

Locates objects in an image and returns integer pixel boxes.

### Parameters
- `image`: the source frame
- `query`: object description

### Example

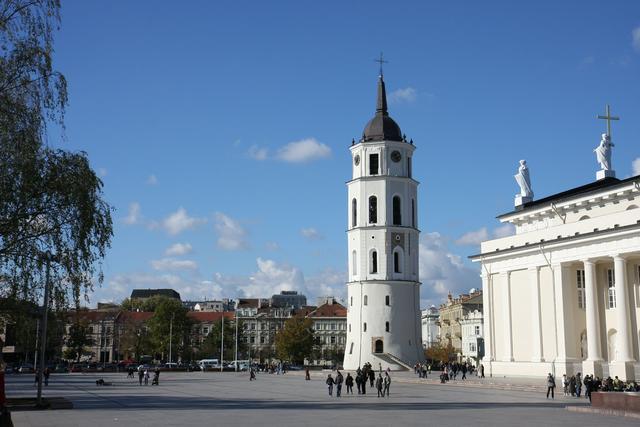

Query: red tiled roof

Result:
[118,311,153,322]
[306,303,346,318]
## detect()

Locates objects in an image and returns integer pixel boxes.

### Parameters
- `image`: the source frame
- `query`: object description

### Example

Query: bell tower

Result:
[343,70,422,370]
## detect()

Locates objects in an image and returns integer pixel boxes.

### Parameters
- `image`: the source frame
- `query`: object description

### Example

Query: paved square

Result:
[6,371,637,426]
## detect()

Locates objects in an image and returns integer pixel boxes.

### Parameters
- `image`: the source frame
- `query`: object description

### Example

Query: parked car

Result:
[18,363,34,373]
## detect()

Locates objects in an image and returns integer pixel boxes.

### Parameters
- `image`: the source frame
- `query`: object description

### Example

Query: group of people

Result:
[546,372,640,401]
[131,365,160,386]
[325,363,392,398]
[33,367,51,386]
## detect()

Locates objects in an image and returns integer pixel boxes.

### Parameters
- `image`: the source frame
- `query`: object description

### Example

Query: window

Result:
[470,343,476,352]
[577,269,586,309]
[350,296,353,306]
[369,154,379,175]
[352,250,357,276]
[371,251,378,273]
[250,336,255,344]
[331,336,336,344]
[331,323,336,330]
[393,196,402,225]
[349,324,351,332]
[607,269,616,309]
[352,198,357,227]
[363,322,367,332]
[260,336,265,344]
[411,199,416,227]
[203,327,209,335]
[407,157,412,178]
[474,325,480,336]
[385,295,390,306]
[364,295,368,306]
[393,251,399,272]
[349,342,354,354]
[369,196,377,223]
[385,321,390,332]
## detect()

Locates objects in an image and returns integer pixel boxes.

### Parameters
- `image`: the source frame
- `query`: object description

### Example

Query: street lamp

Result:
[169,312,174,365]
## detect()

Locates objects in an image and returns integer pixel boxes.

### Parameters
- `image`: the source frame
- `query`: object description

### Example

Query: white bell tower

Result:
[343,71,422,371]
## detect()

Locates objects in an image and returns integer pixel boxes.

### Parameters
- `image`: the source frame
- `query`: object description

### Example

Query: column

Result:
[529,267,544,362]
[613,255,633,362]
[582,260,603,376]
[552,263,575,364]
[501,272,513,362]
[481,273,492,362]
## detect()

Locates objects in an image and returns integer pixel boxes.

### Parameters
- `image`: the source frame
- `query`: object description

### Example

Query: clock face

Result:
[391,150,401,163]
[354,154,360,166]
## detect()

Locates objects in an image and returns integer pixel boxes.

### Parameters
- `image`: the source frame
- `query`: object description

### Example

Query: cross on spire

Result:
[597,104,620,138]
[374,52,388,77]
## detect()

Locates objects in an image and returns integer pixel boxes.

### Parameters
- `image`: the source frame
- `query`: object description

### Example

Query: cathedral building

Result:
[471,119,640,381]
[342,72,422,370]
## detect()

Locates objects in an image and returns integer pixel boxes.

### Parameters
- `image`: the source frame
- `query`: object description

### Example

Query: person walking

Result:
[546,373,556,399]
[305,368,311,381]
[43,367,51,386]
[249,367,256,381]
[480,363,485,378]
[345,373,354,394]
[376,374,384,397]
[335,370,343,398]
[383,372,391,397]
[152,368,160,386]
[461,364,467,380]
[138,367,144,386]
[368,369,375,388]
[575,373,582,397]
[326,374,335,396]
[144,368,150,386]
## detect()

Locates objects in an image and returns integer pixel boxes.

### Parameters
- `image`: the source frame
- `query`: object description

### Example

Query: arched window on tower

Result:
[393,249,402,273]
[369,196,377,223]
[352,250,357,276]
[385,321,390,332]
[411,199,415,227]
[352,198,357,227]
[393,196,402,225]
[369,154,379,175]
[363,322,367,332]
[364,295,368,306]
[370,251,378,274]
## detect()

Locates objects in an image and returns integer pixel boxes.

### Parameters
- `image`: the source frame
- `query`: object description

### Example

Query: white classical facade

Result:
[421,305,440,350]
[472,173,640,380]
[342,73,422,370]
[460,309,483,364]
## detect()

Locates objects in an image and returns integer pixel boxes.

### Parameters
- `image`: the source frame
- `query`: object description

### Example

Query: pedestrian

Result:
[152,368,160,386]
[144,368,150,386]
[345,373,354,394]
[480,363,485,378]
[138,367,144,386]
[562,374,568,396]
[583,375,592,402]
[376,374,384,397]
[335,370,343,397]
[461,364,467,380]
[368,369,375,388]
[43,367,51,386]
[355,370,362,394]
[250,367,256,381]
[383,372,391,397]
[34,369,40,387]
[305,368,310,381]
[575,373,582,397]
[546,373,556,399]
[326,374,335,396]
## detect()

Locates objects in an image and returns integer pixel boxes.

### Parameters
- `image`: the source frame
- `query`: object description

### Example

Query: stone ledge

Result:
[567,405,640,420]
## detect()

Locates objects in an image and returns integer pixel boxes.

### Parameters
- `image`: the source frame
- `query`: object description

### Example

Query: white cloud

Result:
[419,232,480,308]
[276,138,331,163]
[150,258,198,271]
[214,212,249,251]
[632,26,640,52]
[102,273,219,303]
[165,242,193,256]
[159,207,206,236]
[632,157,640,176]
[248,145,269,161]
[147,174,158,185]
[300,227,323,240]
[455,227,489,246]
[389,87,417,104]
[493,223,515,238]
[123,202,142,225]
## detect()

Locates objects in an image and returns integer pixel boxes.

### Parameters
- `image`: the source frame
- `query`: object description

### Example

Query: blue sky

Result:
[51,0,640,308]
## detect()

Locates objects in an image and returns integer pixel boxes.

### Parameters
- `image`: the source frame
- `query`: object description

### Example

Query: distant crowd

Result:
[325,362,391,398]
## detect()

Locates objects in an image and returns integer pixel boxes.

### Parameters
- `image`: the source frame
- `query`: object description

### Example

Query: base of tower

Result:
[343,351,418,372]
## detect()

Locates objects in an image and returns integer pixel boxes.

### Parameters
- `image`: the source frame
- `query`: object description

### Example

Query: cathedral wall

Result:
[539,266,557,362]
[491,273,506,360]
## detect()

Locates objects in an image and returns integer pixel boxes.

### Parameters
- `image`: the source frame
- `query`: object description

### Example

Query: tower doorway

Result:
[374,339,384,354]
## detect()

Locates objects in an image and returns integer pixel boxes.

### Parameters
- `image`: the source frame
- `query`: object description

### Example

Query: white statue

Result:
[514,160,533,198]
[594,133,614,171]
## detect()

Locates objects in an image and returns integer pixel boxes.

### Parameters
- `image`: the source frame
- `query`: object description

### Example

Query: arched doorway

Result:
[374,339,384,354]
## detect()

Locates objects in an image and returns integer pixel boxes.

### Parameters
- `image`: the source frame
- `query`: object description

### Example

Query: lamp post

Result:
[220,314,224,373]
[169,312,174,364]
[234,304,238,373]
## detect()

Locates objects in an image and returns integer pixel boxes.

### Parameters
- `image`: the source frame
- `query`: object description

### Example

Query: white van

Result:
[198,359,220,370]
[228,360,250,371]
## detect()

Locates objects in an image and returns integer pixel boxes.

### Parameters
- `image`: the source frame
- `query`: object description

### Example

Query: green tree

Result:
[118,320,151,362]
[197,318,246,361]
[121,296,171,312]
[0,0,113,308]
[147,299,192,362]
[65,320,93,362]
[274,317,315,365]
[425,342,456,364]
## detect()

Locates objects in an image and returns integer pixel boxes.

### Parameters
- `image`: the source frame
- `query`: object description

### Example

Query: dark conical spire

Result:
[376,75,388,116]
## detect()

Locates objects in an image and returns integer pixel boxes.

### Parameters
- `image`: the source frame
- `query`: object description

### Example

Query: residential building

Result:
[438,290,483,360]
[421,305,440,350]
[459,309,484,365]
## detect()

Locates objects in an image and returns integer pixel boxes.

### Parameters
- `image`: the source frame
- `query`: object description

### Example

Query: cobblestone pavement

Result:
[5,371,637,427]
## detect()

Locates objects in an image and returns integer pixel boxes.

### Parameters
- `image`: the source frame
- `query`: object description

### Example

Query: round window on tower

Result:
[391,151,401,163]
[354,154,360,166]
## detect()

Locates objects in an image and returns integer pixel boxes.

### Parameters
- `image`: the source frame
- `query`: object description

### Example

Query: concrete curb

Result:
[566,405,640,419]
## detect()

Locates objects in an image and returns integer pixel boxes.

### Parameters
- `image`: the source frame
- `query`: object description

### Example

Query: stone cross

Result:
[374,52,388,77]
[597,104,619,138]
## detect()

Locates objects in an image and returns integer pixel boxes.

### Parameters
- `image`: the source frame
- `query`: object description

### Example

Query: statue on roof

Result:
[514,160,533,198]
[594,133,614,171]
